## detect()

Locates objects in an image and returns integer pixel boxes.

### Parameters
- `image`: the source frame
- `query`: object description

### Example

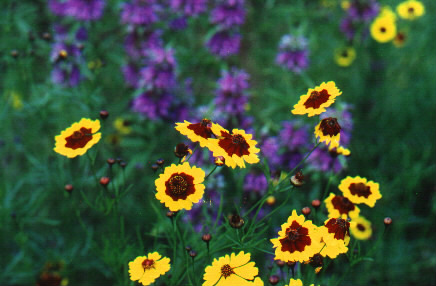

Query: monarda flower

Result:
[276,34,309,73]
[319,217,350,258]
[324,193,360,219]
[206,30,241,58]
[203,251,264,286]
[48,0,106,21]
[170,0,208,17]
[292,82,342,117]
[215,68,250,116]
[271,210,323,262]
[338,176,382,207]
[314,117,341,149]
[350,216,372,240]
[128,252,170,286]
[210,0,246,28]
[121,0,162,26]
[155,162,205,211]
[54,118,101,158]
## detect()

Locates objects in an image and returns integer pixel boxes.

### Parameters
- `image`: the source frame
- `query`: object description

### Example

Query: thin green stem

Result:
[205,165,218,180]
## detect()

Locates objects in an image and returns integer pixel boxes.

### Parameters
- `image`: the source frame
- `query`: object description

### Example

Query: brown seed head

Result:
[228,214,245,228]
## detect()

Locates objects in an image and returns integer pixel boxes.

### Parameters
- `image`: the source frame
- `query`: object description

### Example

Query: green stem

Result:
[205,165,218,180]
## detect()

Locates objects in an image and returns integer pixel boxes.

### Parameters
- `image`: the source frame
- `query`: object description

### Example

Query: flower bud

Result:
[268,275,279,285]
[99,110,109,120]
[290,170,304,187]
[228,214,245,229]
[166,211,176,218]
[189,250,197,258]
[100,177,110,186]
[266,195,276,206]
[42,32,51,41]
[275,260,285,268]
[10,50,19,58]
[214,156,225,166]
[202,233,212,243]
[151,164,159,172]
[185,246,192,252]
[156,159,165,166]
[64,184,74,193]
[107,158,116,165]
[174,143,191,158]
[384,217,392,226]
[302,207,311,216]
[311,199,321,209]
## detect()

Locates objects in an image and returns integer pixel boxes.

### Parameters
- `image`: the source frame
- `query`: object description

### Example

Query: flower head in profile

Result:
[271,210,323,262]
[350,216,372,240]
[370,16,397,43]
[338,176,382,207]
[176,119,217,147]
[292,82,342,117]
[128,252,170,286]
[324,193,360,219]
[203,251,264,286]
[334,47,356,67]
[319,217,350,258]
[54,118,101,158]
[207,126,260,169]
[314,117,341,149]
[397,0,425,20]
[155,162,205,211]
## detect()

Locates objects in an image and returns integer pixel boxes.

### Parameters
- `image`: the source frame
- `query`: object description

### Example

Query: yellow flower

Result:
[334,47,356,67]
[350,216,372,240]
[329,145,351,156]
[370,16,397,43]
[341,0,350,10]
[54,118,101,158]
[397,0,425,20]
[292,82,342,117]
[393,31,407,47]
[324,193,360,219]
[7,91,23,110]
[175,119,218,148]
[113,117,132,135]
[338,176,382,207]
[319,218,350,259]
[155,162,205,211]
[285,278,315,286]
[379,6,397,21]
[314,117,341,149]
[203,251,264,286]
[271,210,323,263]
[128,252,170,286]
[207,126,260,169]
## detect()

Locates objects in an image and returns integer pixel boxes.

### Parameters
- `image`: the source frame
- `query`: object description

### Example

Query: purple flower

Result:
[122,64,140,88]
[276,34,309,73]
[210,0,245,28]
[215,68,250,115]
[139,48,177,90]
[340,17,356,40]
[131,91,172,120]
[124,29,163,59]
[347,0,379,22]
[49,0,106,20]
[308,147,344,173]
[170,0,208,17]
[121,0,162,26]
[169,17,188,30]
[260,137,282,168]
[243,172,268,195]
[51,65,81,87]
[279,121,310,150]
[206,30,241,58]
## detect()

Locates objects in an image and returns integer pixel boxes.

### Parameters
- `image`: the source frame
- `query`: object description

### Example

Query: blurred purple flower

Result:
[279,121,309,150]
[210,0,245,28]
[348,0,379,22]
[215,68,250,115]
[243,172,268,195]
[320,104,353,146]
[139,48,177,90]
[206,30,241,58]
[308,147,344,173]
[170,0,208,17]
[340,17,356,40]
[260,137,282,168]
[49,0,106,20]
[276,34,309,73]
[124,29,163,59]
[51,65,81,87]
[131,91,172,120]
[122,64,140,88]
[121,0,162,26]
[169,17,188,30]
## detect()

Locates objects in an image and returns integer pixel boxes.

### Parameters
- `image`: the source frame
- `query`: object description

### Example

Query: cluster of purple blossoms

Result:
[121,0,162,26]
[276,34,310,73]
[48,0,106,21]
[207,0,246,58]
[50,25,87,87]
[170,0,208,17]
[340,0,380,40]
[215,68,249,115]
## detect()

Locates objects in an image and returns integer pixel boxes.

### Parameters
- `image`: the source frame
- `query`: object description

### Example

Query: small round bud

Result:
[202,234,212,243]
[42,32,51,41]
[100,177,110,186]
[107,158,116,165]
[189,250,197,258]
[151,164,159,172]
[214,156,225,166]
[228,214,245,229]
[290,170,304,187]
[174,143,191,158]
[268,275,279,285]
[302,207,311,216]
[156,159,165,166]
[99,110,109,119]
[166,211,176,218]
[384,217,392,226]
[311,199,321,209]
[266,195,276,206]
[287,261,296,268]
[185,246,192,252]
[64,184,74,193]
[119,161,127,168]
[275,260,285,268]
[10,50,19,58]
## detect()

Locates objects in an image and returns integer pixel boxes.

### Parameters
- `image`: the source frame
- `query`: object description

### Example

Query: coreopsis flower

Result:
[271,210,323,263]
[203,251,264,286]
[128,252,170,286]
[319,217,350,258]
[276,34,309,73]
[292,82,342,117]
[314,117,341,149]
[393,31,407,47]
[206,30,241,58]
[324,193,360,219]
[175,119,217,147]
[370,15,397,43]
[54,118,101,158]
[113,117,132,135]
[334,47,356,67]
[155,162,205,211]
[397,0,425,20]
[285,278,315,286]
[338,176,382,207]
[329,145,351,157]
[350,216,372,240]
[207,126,260,169]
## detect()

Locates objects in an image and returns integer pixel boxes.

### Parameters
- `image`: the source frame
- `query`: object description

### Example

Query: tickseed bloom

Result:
[208,125,260,169]
[319,217,350,258]
[329,145,351,157]
[397,0,425,20]
[114,117,132,135]
[314,117,341,149]
[271,210,323,263]
[370,16,397,43]
[285,278,314,286]
[334,47,356,67]
[54,118,101,158]
[203,251,264,286]
[155,162,205,211]
[292,82,342,117]
[350,216,372,240]
[338,176,382,207]
[128,252,170,286]
[175,119,216,147]
[324,193,360,219]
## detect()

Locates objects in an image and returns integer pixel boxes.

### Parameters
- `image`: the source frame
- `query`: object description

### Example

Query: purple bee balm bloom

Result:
[215,68,250,115]
[308,147,344,173]
[48,0,69,17]
[280,151,304,171]
[139,48,177,90]
[260,137,281,169]
[206,30,241,58]
[169,17,188,30]
[276,34,309,73]
[243,172,268,195]
[131,91,172,120]
[347,0,379,22]
[210,0,245,28]
[124,29,163,59]
[121,0,162,26]
[51,65,82,87]
[66,0,106,21]
[340,17,356,40]
[279,121,310,150]
[170,0,208,17]
[122,64,140,88]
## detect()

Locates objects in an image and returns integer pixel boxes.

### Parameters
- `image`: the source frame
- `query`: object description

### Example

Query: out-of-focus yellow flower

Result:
[114,117,132,135]
[334,47,356,67]
[350,216,373,240]
[379,6,397,21]
[370,16,397,43]
[397,0,425,20]
[6,91,23,110]
[88,59,103,70]
[341,0,350,10]
[393,31,407,47]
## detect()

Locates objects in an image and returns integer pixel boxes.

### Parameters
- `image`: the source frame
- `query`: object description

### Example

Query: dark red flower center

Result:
[65,127,93,150]
[220,264,234,278]
[380,27,386,33]
[319,117,341,137]
[341,50,349,58]
[218,132,250,157]
[325,218,350,240]
[165,173,195,200]
[187,119,213,139]
[309,253,323,268]
[396,32,405,42]
[349,182,372,198]
[279,221,311,253]
[142,259,155,270]
[357,223,366,231]
[408,6,415,13]
[304,89,331,109]
[331,195,355,215]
